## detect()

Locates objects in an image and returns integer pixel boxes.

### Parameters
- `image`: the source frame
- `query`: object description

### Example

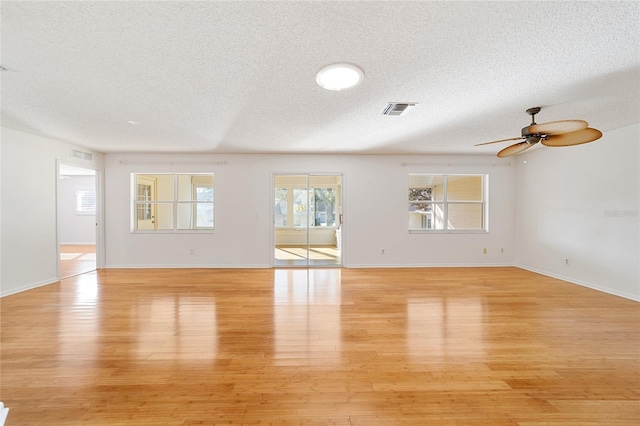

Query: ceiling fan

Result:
[476,107,602,158]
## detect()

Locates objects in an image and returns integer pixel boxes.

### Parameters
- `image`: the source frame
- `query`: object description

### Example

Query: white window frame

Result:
[131,173,214,233]
[408,174,488,233]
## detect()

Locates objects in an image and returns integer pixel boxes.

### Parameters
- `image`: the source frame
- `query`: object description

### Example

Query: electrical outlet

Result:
[381,249,385,255]
[565,258,570,266]
[483,248,487,254]
[501,248,504,254]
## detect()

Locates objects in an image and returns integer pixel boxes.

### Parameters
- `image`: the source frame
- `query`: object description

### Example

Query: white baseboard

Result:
[105,264,271,269]
[345,262,514,268]
[60,242,96,245]
[516,264,640,302]
[0,277,59,298]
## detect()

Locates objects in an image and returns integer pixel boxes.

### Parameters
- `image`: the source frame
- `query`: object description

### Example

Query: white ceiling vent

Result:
[71,148,93,161]
[382,102,417,116]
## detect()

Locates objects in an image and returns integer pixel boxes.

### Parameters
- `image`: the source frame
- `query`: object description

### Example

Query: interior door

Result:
[136,175,157,230]
[273,174,342,267]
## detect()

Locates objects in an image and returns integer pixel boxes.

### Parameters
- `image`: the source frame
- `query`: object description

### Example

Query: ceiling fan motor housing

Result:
[525,134,542,144]
[521,126,544,144]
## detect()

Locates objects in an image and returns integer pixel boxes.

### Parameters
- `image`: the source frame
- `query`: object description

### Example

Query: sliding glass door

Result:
[273,174,342,267]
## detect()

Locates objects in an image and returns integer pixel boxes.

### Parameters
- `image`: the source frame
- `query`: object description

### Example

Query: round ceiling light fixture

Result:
[316,63,364,91]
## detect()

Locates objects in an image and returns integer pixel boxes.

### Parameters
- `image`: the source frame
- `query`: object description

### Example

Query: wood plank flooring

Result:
[60,244,96,278]
[274,245,341,267]
[1,267,639,425]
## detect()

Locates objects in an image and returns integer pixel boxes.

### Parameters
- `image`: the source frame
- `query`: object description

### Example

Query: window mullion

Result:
[173,175,178,231]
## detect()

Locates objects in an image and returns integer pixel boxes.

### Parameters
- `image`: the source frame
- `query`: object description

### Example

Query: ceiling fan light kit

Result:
[478,107,603,158]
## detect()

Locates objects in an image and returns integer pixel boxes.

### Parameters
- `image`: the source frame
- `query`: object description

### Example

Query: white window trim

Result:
[131,173,215,233]
[408,174,488,233]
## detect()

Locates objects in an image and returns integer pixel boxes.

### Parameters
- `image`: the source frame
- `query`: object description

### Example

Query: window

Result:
[408,174,486,232]
[75,189,96,214]
[132,173,214,232]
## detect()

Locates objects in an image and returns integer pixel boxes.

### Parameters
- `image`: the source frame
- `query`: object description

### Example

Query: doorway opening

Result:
[273,174,342,267]
[58,164,97,278]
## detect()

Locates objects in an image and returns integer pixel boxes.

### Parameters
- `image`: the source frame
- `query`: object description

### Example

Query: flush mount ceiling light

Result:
[316,63,364,91]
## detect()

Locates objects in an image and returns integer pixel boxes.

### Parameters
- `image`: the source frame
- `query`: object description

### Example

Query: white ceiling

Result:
[1,1,639,155]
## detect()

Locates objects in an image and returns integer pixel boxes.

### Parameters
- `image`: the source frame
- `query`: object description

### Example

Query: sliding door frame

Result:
[271,172,343,268]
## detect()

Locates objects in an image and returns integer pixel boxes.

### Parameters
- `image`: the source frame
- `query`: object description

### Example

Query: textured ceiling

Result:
[1,1,639,155]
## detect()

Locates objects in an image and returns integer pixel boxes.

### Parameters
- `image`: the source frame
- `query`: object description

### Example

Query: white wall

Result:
[5,123,636,301]
[0,133,3,292]
[515,123,640,301]
[0,127,103,296]
[104,153,516,268]
[59,175,96,244]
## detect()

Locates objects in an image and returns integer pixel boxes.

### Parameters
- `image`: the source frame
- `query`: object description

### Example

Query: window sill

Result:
[275,226,340,230]
[131,229,215,234]
[409,229,488,234]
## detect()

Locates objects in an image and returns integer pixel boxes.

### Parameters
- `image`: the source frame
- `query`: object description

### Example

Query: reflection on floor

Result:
[275,245,341,266]
[60,244,96,278]
[3,267,638,424]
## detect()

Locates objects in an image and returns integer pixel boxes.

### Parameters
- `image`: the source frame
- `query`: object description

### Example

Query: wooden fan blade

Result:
[541,128,603,147]
[497,141,536,158]
[475,136,524,146]
[529,120,588,135]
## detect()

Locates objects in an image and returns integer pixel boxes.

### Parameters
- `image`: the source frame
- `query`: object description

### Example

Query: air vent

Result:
[382,102,417,116]
[71,148,93,161]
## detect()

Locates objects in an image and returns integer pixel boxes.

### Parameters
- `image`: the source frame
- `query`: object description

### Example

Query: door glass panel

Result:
[275,188,288,226]
[308,175,341,266]
[293,188,310,227]
[274,175,309,267]
[274,174,342,267]
[312,187,336,227]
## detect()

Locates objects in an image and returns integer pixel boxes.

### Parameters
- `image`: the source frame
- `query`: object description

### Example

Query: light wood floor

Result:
[1,267,638,425]
[60,244,96,278]
[274,245,341,267]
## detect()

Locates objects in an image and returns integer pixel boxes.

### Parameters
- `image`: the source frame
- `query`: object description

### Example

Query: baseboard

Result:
[60,242,96,246]
[345,262,514,268]
[516,264,640,302]
[105,264,271,269]
[1,277,59,298]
